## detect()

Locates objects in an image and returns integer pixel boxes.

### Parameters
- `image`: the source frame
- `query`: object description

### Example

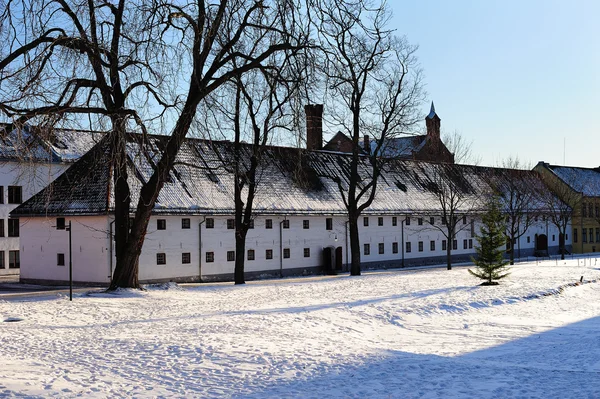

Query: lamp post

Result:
[66,220,72,301]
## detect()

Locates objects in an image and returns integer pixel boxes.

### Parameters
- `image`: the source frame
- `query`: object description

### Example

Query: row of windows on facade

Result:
[0,219,20,237]
[573,228,600,244]
[0,186,22,205]
[0,250,20,269]
[149,216,474,231]
[581,203,600,219]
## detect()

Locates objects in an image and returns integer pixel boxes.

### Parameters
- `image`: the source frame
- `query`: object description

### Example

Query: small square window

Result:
[266,249,273,260]
[57,253,65,266]
[206,218,214,228]
[378,217,383,226]
[157,253,166,265]
[406,242,412,253]
[430,217,434,225]
[227,251,235,261]
[392,217,397,226]
[364,243,370,255]
[182,218,191,229]
[363,217,369,227]
[283,248,290,258]
[247,249,255,261]
[266,219,273,229]
[157,219,166,230]
[56,218,66,230]
[182,252,191,264]
[418,218,423,225]
[378,243,384,254]
[392,242,398,254]
[430,241,435,251]
[283,220,290,229]
[405,217,410,226]
[303,248,310,257]
[206,252,214,263]
[303,220,310,229]
[227,219,235,229]
[326,218,333,230]
[418,241,423,252]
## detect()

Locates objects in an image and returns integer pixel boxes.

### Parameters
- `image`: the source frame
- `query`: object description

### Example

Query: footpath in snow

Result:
[1,258,600,398]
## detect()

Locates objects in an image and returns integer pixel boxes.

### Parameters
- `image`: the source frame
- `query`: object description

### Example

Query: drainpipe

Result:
[279,217,286,278]
[109,219,115,280]
[401,216,405,268]
[198,217,205,282]
[345,220,349,272]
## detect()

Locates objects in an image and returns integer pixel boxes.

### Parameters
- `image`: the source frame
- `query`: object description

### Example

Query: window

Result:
[596,205,599,218]
[392,217,397,226]
[582,204,587,217]
[405,217,410,226]
[566,234,568,241]
[392,242,398,254]
[463,216,467,224]
[364,243,370,255]
[8,219,18,237]
[182,253,191,264]
[527,236,531,243]
[418,241,423,252]
[157,219,166,230]
[0,186,3,204]
[442,240,447,251]
[430,241,435,251]
[463,239,468,249]
[453,240,458,250]
[0,251,3,269]
[552,235,556,242]
[471,220,475,237]
[57,253,65,266]
[247,250,255,261]
[442,216,447,225]
[590,204,594,219]
[206,218,214,228]
[418,218,423,226]
[583,228,588,243]
[7,186,22,204]
[227,219,235,229]
[283,220,290,229]
[283,248,290,258]
[265,219,273,229]
[304,248,310,258]
[596,228,600,243]
[182,218,190,229]
[326,218,333,230]
[206,252,214,263]
[0,219,3,237]
[227,251,235,261]
[266,249,273,260]
[248,220,254,229]
[156,253,166,265]
[378,243,384,254]
[468,239,473,249]
[378,217,383,226]
[56,218,66,230]
[8,250,19,269]
[574,229,578,243]
[363,217,369,227]
[406,242,411,253]
[430,217,435,225]
[303,220,310,229]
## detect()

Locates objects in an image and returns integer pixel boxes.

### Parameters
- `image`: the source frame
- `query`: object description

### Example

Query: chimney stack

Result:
[363,135,370,153]
[305,104,323,150]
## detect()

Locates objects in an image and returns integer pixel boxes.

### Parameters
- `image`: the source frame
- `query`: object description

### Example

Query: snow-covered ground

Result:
[2,258,600,398]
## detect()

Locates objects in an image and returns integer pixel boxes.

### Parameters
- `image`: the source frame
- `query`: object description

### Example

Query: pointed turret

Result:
[425,101,440,141]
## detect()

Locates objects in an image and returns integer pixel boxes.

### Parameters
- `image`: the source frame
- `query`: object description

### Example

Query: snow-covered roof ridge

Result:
[543,163,600,197]
[12,134,557,217]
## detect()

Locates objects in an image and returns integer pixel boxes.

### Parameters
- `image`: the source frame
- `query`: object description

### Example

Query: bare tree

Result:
[442,130,480,165]
[313,0,424,275]
[1,0,308,289]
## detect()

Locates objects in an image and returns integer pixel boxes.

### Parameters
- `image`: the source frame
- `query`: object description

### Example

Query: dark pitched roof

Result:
[12,134,556,217]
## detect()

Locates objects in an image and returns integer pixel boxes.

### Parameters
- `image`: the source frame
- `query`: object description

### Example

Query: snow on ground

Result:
[2,258,600,398]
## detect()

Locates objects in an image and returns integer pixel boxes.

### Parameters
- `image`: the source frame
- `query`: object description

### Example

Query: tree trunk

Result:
[446,245,452,270]
[348,215,361,276]
[509,241,515,265]
[234,228,247,285]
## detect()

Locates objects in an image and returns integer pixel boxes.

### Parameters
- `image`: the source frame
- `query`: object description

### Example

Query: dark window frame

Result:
[182,252,191,264]
[283,248,290,258]
[392,242,398,254]
[227,251,235,261]
[206,218,215,228]
[7,186,22,204]
[8,250,19,269]
[303,248,310,258]
[206,252,214,263]
[227,219,235,230]
[157,219,166,230]
[247,249,255,261]
[181,218,191,229]
[266,249,273,260]
[364,243,370,255]
[8,218,19,237]
[156,253,166,265]
[57,253,65,266]
[266,219,273,229]
[378,243,384,254]
[326,218,333,230]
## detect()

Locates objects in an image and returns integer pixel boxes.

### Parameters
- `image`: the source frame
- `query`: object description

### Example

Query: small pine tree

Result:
[469,196,510,285]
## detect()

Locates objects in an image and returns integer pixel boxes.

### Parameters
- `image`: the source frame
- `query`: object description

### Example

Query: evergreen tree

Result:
[469,196,510,285]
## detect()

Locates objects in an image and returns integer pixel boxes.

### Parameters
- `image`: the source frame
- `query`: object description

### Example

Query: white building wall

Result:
[0,161,67,275]
[19,216,112,284]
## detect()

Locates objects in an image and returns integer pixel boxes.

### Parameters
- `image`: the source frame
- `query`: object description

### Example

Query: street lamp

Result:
[66,220,73,301]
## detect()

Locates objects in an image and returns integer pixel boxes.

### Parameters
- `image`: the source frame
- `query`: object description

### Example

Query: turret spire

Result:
[427,101,436,119]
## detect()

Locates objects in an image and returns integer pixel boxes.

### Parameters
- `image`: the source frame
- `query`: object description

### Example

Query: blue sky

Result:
[390,0,599,167]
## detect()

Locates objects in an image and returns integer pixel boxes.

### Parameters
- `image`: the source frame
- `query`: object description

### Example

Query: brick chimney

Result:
[363,135,370,153]
[305,104,323,150]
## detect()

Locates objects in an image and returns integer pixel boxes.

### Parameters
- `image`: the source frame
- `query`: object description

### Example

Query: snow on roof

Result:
[546,164,600,197]
[12,134,555,217]
[359,135,427,158]
[0,124,103,163]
